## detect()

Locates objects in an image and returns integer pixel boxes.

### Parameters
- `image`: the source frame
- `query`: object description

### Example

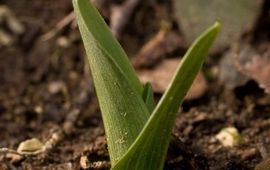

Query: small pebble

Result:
[216,127,242,147]
[80,156,90,169]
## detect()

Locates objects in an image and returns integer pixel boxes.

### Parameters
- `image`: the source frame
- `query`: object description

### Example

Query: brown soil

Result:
[0,0,269,170]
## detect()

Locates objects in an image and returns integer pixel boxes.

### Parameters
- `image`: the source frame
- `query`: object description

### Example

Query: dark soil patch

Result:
[0,0,269,170]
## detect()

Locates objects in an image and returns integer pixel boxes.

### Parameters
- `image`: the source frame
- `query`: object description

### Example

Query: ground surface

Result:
[0,0,270,169]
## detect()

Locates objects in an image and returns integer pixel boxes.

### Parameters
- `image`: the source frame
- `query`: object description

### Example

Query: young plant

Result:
[73,0,220,169]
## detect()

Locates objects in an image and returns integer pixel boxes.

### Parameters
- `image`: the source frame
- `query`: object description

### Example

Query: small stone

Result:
[90,161,110,169]
[216,127,242,147]
[34,105,43,114]
[57,36,70,48]
[80,156,90,169]
[48,81,65,94]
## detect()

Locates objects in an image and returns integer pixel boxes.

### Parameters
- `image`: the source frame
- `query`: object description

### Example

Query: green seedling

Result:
[73,0,220,169]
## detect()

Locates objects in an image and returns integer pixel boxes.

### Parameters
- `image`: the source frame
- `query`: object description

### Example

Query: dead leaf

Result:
[236,43,270,93]
[132,30,183,68]
[138,58,208,100]
[173,0,262,52]
[219,46,249,89]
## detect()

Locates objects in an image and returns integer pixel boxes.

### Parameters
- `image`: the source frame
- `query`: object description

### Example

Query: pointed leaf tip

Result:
[73,0,150,165]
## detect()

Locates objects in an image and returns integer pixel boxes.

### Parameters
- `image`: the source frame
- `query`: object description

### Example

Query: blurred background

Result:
[0,0,269,169]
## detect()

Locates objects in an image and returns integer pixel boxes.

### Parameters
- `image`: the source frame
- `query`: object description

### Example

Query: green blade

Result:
[73,0,142,94]
[142,82,154,113]
[73,0,150,165]
[112,22,220,170]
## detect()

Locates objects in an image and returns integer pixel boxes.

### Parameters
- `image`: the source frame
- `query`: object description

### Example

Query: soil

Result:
[0,0,269,170]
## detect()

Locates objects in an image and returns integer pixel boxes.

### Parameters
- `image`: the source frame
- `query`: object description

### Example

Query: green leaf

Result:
[72,0,150,165]
[112,22,220,170]
[142,82,154,113]
[73,0,142,94]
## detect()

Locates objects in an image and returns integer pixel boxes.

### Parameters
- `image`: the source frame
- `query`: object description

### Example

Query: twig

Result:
[110,0,142,38]
[0,148,24,157]
[43,80,92,153]
[257,142,269,159]
[42,109,81,152]
[0,6,25,34]
[40,12,75,41]
[0,147,24,167]
[0,6,25,46]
